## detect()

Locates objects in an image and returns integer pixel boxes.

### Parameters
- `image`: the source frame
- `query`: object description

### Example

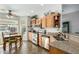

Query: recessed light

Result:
[40,4,44,6]
[31,10,34,13]
[26,13,30,15]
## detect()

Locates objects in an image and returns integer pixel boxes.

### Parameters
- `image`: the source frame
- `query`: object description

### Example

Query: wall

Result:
[36,5,62,33]
[38,4,62,18]
[62,11,79,43]
[20,16,28,40]
[62,11,79,33]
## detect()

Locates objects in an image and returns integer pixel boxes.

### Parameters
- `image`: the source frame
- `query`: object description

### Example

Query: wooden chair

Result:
[9,37,17,51]
[15,36,22,47]
[2,32,17,51]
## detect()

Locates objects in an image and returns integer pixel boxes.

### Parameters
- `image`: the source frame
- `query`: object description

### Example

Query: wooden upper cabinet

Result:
[31,12,60,28]
[46,12,60,28]
[46,14,54,28]
[42,16,47,28]
[54,13,60,28]
[36,19,41,26]
[39,19,42,27]
[36,19,38,25]
[31,18,36,26]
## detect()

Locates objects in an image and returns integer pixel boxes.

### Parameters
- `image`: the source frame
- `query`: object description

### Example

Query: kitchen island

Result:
[28,31,79,54]
[49,38,79,54]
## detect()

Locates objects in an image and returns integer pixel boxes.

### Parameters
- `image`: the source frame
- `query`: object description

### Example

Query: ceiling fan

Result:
[7,10,13,18]
[7,10,16,18]
[0,9,16,18]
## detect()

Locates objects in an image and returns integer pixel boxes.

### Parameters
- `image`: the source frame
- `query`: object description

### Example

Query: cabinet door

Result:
[44,37,49,50]
[54,13,60,28]
[46,14,54,28]
[28,32,32,41]
[42,36,50,50]
[42,16,47,28]
[36,19,39,25]
[38,33,42,46]
[32,18,36,26]
[42,37,45,47]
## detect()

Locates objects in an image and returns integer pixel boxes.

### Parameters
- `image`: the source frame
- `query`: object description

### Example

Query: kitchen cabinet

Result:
[46,14,54,28]
[36,19,39,25]
[36,19,42,27]
[31,12,60,28]
[31,18,36,26]
[54,13,60,28]
[38,33,42,46]
[42,35,50,50]
[42,16,47,28]
[46,12,60,28]
[28,31,33,41]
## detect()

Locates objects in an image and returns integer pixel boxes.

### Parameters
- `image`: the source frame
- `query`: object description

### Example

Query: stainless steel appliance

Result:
[32,32,38,45]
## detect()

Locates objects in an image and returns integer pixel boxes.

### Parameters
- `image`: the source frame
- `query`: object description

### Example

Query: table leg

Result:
[15,41,17,50]
[20,37,22,47]
[3,42,6,51]
[9,42,12,52]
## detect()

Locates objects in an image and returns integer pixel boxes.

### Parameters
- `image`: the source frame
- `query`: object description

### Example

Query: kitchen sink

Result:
[53,33,66,41]
[54,36,65,41]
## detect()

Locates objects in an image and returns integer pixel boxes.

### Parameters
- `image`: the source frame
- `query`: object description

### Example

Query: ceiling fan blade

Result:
[0,9,8,13]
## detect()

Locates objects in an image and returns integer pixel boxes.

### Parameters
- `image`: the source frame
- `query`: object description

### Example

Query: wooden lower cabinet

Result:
[49,46,66,54]
[28,32,32,41]
[38,33,42,46]
[42,36,50,50]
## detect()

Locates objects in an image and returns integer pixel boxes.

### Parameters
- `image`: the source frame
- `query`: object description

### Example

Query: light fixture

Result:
[40,4,44,6]
[7,10,13,18]
[31,10,34,13]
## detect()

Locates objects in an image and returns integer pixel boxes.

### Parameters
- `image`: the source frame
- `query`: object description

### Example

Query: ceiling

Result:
[1,4,79,17]
[0,4,61,17]
[62,4,79,14]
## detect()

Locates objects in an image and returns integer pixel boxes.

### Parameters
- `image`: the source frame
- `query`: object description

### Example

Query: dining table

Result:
[3,33,22,51]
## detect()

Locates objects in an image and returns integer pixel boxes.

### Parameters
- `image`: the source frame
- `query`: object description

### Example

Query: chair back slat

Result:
[2,32,5,41]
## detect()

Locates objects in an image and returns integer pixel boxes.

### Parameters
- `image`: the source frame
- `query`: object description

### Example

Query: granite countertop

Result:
[50,40,79,54]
